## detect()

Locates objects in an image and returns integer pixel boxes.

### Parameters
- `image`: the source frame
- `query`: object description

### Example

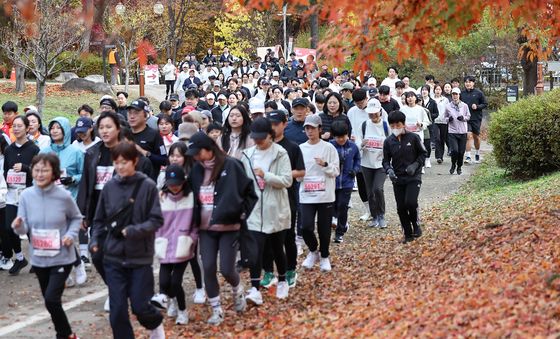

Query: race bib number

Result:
[199,185,214,208]
[257,176,265,190]
[303,176,326,193]
[364,137,384,151]
[405,123,419,133]
[32,229,61,257]
[95,166,114,190]
[6,170,26,186]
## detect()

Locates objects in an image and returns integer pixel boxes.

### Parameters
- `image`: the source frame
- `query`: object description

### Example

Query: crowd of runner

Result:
[0,47,487,339]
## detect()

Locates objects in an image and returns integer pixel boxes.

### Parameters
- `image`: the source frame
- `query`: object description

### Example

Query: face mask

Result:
[392,128,404,137]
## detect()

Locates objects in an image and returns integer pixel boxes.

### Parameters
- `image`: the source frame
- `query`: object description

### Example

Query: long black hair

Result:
[221,104,252,154]
[25,111,47,135]
[323,92,347,116]
[168,142,193,174]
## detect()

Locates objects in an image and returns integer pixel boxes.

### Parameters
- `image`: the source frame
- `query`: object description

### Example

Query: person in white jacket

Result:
[299,114,339,272]
[174,64,190,103]
[240,118,292,305]
[162,59,176,101]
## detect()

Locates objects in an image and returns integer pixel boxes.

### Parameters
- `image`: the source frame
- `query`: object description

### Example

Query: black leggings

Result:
[423,137,432,159]
[263,200,297,272]
[356,172,368,202]
[91,233,107,284]
[393,180,421,238]
[1,205,22,259]
[165,80,174,98]
[301,203,333,258]
[159,261,188,311]
[448,133,467,168]
[34,264,73,338]
[250,230,286,289]
[435,124,449,160]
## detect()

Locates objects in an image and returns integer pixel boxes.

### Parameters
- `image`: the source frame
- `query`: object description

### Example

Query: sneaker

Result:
[320,257,332,272]
[149,323,165,339]
[413,226,423,238]
[0,257,13,270]
[457,167,462,175]
[260,272,278,288]
[8,258,28,276]
[334,235,343,243]
[367,217,379,228]
[474,154,481,163]
[167,298,178,317]
[207,308,224,325]
[378,215,387,228]
[401,237,415,244]
[302,251,319,269]
[245,287,263,306]
[150,293,168,310]
[449,164,456,175]
[286,270,298,288]
[75,262,87,285]
[176,309,189,325]
[234,288,247,312]
[80,255,91,269]
[465,156,472,164]
[276,281,289,299]
[437,158,443,164]
[425,159,432,168]
[66,274,75,288]
[104,297,110,312]
[192,288,206,304]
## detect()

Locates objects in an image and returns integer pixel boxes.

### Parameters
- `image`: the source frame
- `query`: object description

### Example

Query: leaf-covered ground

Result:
[161,158,560,338]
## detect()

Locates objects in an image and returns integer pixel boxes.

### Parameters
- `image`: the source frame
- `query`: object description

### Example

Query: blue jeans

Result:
[104,261,162,339]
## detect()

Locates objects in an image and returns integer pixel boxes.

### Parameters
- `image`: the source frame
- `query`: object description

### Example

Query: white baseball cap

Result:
[365,98,382,114]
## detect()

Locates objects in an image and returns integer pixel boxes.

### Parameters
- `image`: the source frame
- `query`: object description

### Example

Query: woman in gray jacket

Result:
[12,153,82,339]
[241,118,293,305]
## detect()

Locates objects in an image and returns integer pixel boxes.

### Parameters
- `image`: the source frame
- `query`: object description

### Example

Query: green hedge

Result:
[56,52,103,78]
[488,89,560,178]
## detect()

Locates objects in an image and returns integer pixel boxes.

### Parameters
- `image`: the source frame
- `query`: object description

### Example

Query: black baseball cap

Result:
[165,164,186,186]
[169,93,179,101]
[100,98,117,110]
[250,117,272,140]
[186,131,215,156]
[266,110,287,123]
[291,97,310,108]
[127,100,147,111]
[75,117,93,134]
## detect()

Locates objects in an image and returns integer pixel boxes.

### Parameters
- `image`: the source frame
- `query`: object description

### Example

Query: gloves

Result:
[406,162,419,176]
[457,115,464,121]
[59,177,74,186]
[387,169,398,183]
[348,170,356,179]
[448,116,454,122]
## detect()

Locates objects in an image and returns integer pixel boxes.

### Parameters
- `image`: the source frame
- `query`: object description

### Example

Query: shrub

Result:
[55,52,103,78]
[488,89,560,178]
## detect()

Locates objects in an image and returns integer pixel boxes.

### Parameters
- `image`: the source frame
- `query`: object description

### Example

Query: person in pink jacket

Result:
[150,164,198,325]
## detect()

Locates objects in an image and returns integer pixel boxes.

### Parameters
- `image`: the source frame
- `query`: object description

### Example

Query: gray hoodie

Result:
[15,184,82,267]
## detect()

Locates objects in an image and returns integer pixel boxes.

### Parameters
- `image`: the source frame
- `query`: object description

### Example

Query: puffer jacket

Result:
[330,139,361,190]
[241,143,292,234]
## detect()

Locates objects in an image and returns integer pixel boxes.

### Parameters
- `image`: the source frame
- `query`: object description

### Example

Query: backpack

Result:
[362,120,389,139]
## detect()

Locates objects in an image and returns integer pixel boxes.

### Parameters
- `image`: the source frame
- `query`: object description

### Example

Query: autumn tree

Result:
[0,1,84,115]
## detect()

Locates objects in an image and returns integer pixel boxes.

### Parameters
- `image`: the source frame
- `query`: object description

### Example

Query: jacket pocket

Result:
[154,237,168,259]
[175,235,193,259]
[124,237,148,259]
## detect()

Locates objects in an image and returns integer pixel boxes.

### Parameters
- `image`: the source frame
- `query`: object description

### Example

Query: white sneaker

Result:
[104,297,110,312]
[245,287,263,306]
[0,258,14,270]
[207,308,224,325]
[150,293,168,310]
[234,288,247,312]
[320,257,332,272]
[66,273,75,288]
[167,298,178,317]
[176,309,188,325]
[75,262,87,285]
[359,202,370,221]
[149,323,165,339]
[276,281,289,299]
[425,159,432,168]
[193,288,206,304]
[302,251,319,269]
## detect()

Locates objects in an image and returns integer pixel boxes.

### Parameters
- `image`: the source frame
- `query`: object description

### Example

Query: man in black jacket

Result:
[382,110,427,243]
[460,75,487,164]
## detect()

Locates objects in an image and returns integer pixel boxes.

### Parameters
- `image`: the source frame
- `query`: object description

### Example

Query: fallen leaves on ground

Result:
[150,174,560,338]
[0,82,87,98]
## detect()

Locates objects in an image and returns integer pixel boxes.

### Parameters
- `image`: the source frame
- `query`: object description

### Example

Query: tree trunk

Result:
[520,47,537,96]
[310,12,319,49]
[36,78,46,117]
[167,0,176,61]
[15,65,25,92]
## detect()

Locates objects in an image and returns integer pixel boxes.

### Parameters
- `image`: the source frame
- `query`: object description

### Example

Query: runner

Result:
[150,165,198,325]
[90,141,165,339]
[433,84,450,164]
[158,115,178,154]
[219,104,254,159]
[299,114,339,272]
[187,132,257,325]
[460,76,487,164]
[1,101,18,142]
[319,92,352,141]
[240,118,293,304]
[71,117,101,152]
[420,85,439,168]
[330,121,360,243]
[25,111,50,149]
[359,99,390,228]
[2,115,39,274]
[12,153,82,339]
[445,88,471,175]
[382,111,427,243]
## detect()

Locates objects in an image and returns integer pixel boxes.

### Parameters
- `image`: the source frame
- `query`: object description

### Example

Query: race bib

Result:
[6,170,26,186]
[303,176,326,193]
[257,176,266,190]
[32,229,61,257]
[199,185,214,208]
[364,137,384,151]
[405,123,419,133]
[95,166,114,190]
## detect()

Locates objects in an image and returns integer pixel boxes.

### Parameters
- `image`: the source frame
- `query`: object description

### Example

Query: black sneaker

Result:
[413,226,423,238]
[334,235,343,243]
[437,158,443,164]
[457,167,462,175]
[449,164,456,175]
[401,237,415,244]
[9,258,28,276]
